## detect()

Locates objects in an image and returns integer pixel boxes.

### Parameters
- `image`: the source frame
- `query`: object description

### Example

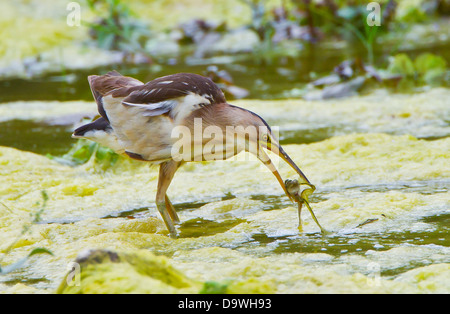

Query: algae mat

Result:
[0,90,449,293]
[0,131,449,293]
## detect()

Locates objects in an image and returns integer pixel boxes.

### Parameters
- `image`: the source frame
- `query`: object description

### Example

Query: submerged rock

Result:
[56,248,273,294]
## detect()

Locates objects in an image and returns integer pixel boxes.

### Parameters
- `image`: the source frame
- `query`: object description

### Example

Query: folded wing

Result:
[88,70,144,122]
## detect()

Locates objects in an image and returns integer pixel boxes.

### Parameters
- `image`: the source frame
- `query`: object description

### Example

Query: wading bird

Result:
[73,71,313,237]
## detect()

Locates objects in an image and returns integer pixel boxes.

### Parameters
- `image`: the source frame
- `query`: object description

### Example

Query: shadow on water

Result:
[178,218,245,238]
[279,126,341,145]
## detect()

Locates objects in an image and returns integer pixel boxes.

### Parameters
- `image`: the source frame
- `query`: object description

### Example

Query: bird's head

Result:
[234,107,314,202]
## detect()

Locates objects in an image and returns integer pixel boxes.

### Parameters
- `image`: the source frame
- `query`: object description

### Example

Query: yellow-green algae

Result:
[1,91,449,293]
[0,1,84,66]
[0,130,449,293]
[55,249,273,294]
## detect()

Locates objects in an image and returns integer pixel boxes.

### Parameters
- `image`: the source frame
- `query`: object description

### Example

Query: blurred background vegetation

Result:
[0,0,448,101]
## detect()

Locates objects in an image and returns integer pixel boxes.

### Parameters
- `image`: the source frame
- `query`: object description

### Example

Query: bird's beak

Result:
[256,147,295,202]
[270,142,312,186]
[258,138,315,202]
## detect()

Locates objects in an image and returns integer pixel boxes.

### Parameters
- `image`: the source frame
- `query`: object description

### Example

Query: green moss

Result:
[57,249,201,294]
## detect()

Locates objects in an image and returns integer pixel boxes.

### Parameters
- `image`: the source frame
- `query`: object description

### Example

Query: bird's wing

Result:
[121,100,177,117]
[119,73,227,119]
[88,71,144,122]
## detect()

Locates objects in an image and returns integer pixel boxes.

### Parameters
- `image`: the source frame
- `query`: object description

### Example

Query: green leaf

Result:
[415,53,447,75]
[0,248,53,275]
[414,53,447,85]
[28,247,53,257]
[388,54,415,77]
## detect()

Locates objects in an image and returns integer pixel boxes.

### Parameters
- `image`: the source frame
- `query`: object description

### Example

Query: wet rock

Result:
[305,76,366,100]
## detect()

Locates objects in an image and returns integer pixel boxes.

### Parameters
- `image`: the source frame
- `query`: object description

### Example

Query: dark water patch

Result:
[343,180,449,195]
[100,193,236,220]
[101,206,151,219]
[0,119,74,156]
[249,194,291,211]
[279,126,340,144]
[0,275,50,287]
[178,218,244,238]
[0,73,91,103]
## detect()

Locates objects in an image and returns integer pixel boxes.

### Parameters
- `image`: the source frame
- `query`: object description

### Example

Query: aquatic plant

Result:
[239,0,274,42]
[0,248,53,275]
[303,52,448,99]
[396,0,449,23]
[296,0,396,65]
[387,52,448,89]
[55,139,120,170]
[235,1,396,65]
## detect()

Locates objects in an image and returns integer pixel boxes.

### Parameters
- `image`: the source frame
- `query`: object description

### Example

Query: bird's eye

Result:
[262,134,269,142]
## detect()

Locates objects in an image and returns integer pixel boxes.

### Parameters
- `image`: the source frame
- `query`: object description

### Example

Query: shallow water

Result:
[0,46,350,102]
[1,88,449,156]
[0,0,449,293]
[0,90,448,293]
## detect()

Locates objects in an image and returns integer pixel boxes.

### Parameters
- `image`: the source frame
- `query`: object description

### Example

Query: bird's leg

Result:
[156,160,180,237]
[297,200,303,232]
[165,194,180,224]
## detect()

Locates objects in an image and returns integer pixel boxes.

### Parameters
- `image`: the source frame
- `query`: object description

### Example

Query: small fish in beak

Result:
[285,178,326,234]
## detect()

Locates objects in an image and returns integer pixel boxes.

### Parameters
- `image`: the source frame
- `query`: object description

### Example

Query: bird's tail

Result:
[72,117,111,138]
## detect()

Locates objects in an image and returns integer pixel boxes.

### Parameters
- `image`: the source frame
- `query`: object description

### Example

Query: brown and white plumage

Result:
[76,71,228,162]
[73,71,312,237]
